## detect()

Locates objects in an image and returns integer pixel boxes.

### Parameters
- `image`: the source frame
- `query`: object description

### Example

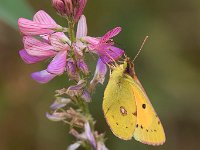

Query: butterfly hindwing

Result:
[103,68,137,140]
[129,77,166,145]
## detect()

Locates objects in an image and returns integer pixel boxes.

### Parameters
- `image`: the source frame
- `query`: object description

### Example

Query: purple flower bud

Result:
[52,0,74,16]
[81,90,91,102]
[65,0,74,15]
[66,58,80,80]
[77,59,89,75]
[50,97,71,110]
[74,0,87,22]
[46,112,67,121]
[52,0,87,22]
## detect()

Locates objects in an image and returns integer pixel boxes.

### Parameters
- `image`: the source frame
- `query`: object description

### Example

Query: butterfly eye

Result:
[124,62,135,77]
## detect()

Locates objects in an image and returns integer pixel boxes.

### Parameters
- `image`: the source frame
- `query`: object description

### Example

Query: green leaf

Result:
[0,0,33,29]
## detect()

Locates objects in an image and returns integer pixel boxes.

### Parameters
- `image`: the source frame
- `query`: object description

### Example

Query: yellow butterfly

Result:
[102,43,166,145]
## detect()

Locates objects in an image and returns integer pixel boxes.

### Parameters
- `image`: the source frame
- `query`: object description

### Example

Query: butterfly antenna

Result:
[133,36,149,62]
[105,61,115,69]
[105,51,119,67]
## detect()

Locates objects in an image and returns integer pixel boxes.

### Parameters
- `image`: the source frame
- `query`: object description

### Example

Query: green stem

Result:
[68,20,76,44]
[67,19,91,120]
[67,18,96,150]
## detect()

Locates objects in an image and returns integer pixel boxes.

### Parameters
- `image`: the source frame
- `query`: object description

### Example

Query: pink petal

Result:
[84,122,96,149]
[84,36,100,45]
[33,10,57,25]
[76,15,87,39]
[46,112,66,121]
[31,70,56,83]
[68,143,81,150]
[23,36,56,57]
[19,49,48,64]
[73,42,84,58]
[49,32,70,51]
[90,58,107,85]
[100,27,122,43]
[100,46,124,63]
[47,51,67,75]
[87,42,108,56]
[18,18,58,36]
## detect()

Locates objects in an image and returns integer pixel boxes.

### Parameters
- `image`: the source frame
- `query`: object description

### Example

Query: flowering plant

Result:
[18,0,124,149]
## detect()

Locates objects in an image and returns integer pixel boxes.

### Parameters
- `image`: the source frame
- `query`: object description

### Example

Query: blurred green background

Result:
[0,0,200,149]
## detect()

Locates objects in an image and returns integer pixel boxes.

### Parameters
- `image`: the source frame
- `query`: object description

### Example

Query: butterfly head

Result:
[109,57,136,79]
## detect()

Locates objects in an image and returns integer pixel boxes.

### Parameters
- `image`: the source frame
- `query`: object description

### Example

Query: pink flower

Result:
[19,34,70,84]
[52,0,87,22]
[84,27,124,63]
[18,10,63,36]
[18,10,71,83]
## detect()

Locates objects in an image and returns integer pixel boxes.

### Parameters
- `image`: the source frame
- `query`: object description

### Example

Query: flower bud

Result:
[77,59,89,75]
[66,80,86,97]
[46,112,67,121]
[66,58,80,80]
[74,0,87,22]
[52,0,74,16]
[81,90,91,102]
[52,0,68,16]
[50,97,71,110]
[52,0,87,22]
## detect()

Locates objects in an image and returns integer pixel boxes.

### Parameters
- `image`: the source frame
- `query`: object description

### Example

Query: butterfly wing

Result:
[129,76,166,145]
[103,73,137,140]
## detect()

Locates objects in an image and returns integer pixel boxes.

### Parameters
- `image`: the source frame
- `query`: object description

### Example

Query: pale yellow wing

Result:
[129,76,166,145]
[103,76,137,140]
